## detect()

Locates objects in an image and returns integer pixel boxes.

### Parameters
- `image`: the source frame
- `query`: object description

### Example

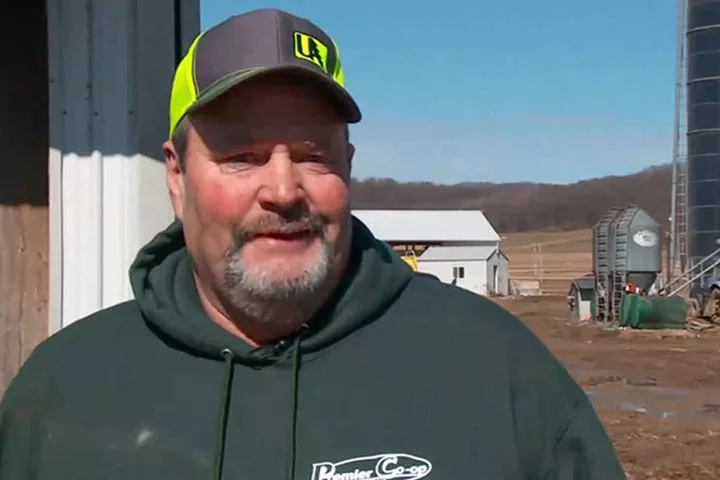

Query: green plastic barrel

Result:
[619,294,640,327]
[631,295,687,329]
[633,296,651,328]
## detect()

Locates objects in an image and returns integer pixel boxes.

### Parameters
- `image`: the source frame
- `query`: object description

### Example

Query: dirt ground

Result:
[496,295,720,480]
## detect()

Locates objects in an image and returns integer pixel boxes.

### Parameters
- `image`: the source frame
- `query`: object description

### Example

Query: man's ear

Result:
[163,140,185,222]
[347,143,355,172]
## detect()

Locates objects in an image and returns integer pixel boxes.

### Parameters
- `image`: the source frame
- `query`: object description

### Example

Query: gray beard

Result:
[221,234,334,326]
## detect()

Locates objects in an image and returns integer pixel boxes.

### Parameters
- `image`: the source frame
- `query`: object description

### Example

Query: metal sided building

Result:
[0,0,199,393]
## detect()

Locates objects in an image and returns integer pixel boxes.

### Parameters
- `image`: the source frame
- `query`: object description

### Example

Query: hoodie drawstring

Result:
[212,326,308,480]
[214,348,235,480]
[286,325,308,480]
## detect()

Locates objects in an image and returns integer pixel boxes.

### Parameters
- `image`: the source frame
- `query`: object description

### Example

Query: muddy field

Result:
[496,295,720,479]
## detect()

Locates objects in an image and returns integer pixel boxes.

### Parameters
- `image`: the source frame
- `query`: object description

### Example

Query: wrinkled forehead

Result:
[190,75,347,149]
[190,120,346,154]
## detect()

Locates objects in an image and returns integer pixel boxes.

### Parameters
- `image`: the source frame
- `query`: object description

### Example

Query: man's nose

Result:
[256,146,305,210]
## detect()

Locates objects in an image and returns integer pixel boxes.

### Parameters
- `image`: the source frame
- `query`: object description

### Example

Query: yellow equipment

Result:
[400,250,418,271]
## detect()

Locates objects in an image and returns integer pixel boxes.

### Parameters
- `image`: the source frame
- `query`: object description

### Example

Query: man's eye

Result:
[226,153,264,164]
[302,152,327,163]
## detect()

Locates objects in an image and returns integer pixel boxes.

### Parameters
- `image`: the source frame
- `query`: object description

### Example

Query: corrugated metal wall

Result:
[47,0,199,331]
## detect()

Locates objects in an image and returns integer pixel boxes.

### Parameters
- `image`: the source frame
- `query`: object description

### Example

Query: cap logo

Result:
[293,31,329,73]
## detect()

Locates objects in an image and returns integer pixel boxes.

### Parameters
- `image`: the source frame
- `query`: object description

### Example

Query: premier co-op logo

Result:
[310,453,433,480]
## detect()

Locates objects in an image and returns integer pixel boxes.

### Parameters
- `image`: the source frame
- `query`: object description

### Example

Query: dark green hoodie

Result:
[0,218,626,480]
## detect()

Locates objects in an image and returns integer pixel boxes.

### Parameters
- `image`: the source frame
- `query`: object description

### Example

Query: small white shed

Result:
[568,276,595,321]
[417,246,509,296]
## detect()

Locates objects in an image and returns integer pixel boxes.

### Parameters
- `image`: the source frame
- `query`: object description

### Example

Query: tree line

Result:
[350,164,672,233]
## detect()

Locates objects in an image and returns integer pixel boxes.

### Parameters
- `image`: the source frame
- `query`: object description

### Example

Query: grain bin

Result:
[687,0,720,282]
[611,205,662,290]
[592,207,623,321]
[590,205,663,322]
[609,205,663,320]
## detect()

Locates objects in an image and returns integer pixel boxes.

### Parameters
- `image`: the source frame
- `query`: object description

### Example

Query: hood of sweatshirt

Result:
[129,215,412,361]
[127,215,413,480]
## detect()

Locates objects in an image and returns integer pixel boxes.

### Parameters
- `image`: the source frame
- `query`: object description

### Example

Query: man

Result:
[0,8,626,480]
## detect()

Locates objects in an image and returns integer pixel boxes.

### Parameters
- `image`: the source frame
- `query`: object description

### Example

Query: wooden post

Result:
[0,0,49,396]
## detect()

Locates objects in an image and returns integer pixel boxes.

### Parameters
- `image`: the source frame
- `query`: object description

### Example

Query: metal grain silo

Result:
[592,207,623,321]
[687,0,720,283]
[609,205,662,319]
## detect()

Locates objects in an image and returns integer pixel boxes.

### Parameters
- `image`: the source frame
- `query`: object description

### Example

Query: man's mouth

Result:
[254,228,314,241]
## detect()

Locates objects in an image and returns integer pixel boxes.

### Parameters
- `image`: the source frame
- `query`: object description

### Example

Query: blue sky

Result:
[201,0,677,184]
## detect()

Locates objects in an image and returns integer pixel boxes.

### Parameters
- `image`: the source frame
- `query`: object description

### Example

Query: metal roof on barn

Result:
[352,209,500,243]
[417,245,499,261]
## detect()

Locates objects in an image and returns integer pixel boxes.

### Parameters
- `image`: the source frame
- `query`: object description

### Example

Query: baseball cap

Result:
[168,8,362,138]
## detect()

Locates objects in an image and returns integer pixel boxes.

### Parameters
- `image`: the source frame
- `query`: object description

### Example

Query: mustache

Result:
[232,212,326,244]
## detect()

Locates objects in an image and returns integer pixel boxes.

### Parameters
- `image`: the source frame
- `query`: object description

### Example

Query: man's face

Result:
[164,75,353,320]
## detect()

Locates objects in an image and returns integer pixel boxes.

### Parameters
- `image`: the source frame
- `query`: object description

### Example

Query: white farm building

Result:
[418,246,509,296]
[352,210,509,296]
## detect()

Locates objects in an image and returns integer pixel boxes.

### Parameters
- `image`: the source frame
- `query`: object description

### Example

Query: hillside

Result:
[350,164,672,233]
